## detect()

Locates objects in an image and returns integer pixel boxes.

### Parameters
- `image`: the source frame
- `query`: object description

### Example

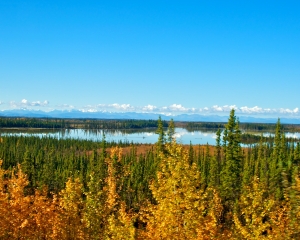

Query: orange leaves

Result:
[2,143,300,239]
[0,160,10,238]
[31,189,59,239]
[0,151,137,239]
[4,165,33,239]
[0,163,59,239]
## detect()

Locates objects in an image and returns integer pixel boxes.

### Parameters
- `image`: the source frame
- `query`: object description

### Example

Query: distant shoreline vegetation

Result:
[0,111,300,238]
[1,116,300,131]
[0,117,168,130]
[1,117,300,144]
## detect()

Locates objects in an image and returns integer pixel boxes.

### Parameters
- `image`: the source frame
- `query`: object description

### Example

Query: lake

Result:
[1,128,300,145]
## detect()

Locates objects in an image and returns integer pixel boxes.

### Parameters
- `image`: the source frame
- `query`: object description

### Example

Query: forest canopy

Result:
[0,110,300,239]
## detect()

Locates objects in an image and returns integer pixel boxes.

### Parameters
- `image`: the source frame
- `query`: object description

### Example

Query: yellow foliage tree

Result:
[57,178,85,239]
[103,147,136,240]
[5,165,34,239]
[268,174,300,239]
[290,175,300,236]
[0,161,60,239]
[141,144,221,240]
[234,178,278,239]
[83,174,105,239]
[30,188,60,240]
[0,160,10,238]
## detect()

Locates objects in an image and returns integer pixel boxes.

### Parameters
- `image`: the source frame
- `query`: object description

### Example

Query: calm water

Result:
[1,128,299,145]
[0,128,218,145]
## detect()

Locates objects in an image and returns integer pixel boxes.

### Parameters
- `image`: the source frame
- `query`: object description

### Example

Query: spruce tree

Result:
[156,116,165,153]
[209,129,221,188]
[167,118,175,143]
[22,147,35,192]
[220,109,242,203]
[101,133,107,160]
[270,119,284,199]
[188,141,194,164]
[201,143,210,189]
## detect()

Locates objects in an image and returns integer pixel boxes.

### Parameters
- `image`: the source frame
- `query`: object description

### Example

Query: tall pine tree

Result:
[220,109,243,206]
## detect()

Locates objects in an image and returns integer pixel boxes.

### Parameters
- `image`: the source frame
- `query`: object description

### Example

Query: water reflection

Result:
[245,131,300,139]
[0,128,217,145]
[0,128,299,145]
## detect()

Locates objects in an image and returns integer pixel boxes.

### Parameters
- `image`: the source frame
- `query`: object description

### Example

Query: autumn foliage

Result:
[0,111,300,239]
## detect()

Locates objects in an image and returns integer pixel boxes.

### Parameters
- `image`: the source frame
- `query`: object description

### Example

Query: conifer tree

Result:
[258,136,269,188]
[270,119,284,199]
[201,143,210,188]
[21,147,35,191]
[188,141,194,164]
[156,116,165,153]
[242,151,252,188]
[101,132,107,160]
[209,129,222,189]
[295,142,300,164]
[167,118,175,143]
[222,128,228,163]
[220,109,242,203]
[209,157,219,189]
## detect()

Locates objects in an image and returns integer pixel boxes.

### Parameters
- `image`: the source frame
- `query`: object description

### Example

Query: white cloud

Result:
[169,104,187,111]
[3,99,300,118]
[21,99,28,104]
[240,106,264,114]
[110,103,135,111]
[159,104,190,113]
[199,105,237,113]
[88,103,300,115]
[212,105,223,111]
[277,107,299,114]
[94,103,135,111]
[9,99,49,108]
[142,104,157,111]
[21,99,49,107]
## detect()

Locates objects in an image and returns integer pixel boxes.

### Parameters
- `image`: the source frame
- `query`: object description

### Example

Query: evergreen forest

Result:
[0,110,300,239]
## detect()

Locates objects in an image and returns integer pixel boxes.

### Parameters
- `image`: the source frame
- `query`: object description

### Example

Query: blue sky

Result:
[1,1,300,118]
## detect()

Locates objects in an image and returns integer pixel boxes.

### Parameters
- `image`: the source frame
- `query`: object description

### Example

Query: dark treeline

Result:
[240,133,300,144]
[0,112,300,238]
[186,121,300,132]
[0,117,68,129]
[0,117,168,130]
[2,116,300,133]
